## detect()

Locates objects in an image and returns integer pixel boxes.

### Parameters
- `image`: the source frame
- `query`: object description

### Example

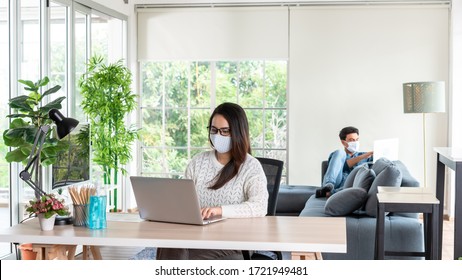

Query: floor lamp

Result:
[403,81,445,188]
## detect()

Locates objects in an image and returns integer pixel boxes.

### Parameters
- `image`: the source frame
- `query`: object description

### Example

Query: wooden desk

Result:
[0,214,346,260]
[434,147,462,259]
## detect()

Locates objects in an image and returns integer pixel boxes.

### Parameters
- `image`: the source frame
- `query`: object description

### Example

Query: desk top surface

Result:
[377,186,432,194]
[377,192,439,204]
[434,147,462,161]
[0,214,347,253]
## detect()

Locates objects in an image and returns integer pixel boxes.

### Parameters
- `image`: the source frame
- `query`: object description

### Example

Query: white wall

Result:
[447,0,462,216]
[288,6,449,191]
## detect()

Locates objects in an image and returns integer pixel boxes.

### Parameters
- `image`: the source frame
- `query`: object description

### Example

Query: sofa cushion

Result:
[393,160,420,187]
[372,157,394,175]
[365,163,403,217]
[324,188,368,216]
[343,164,363,189]
[352,165,376,191]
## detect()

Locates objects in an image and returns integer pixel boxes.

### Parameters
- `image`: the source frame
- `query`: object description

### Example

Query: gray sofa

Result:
[277,159,424,260]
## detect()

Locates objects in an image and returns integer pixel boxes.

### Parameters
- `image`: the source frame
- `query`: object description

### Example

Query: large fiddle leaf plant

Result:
[3,77,68,167]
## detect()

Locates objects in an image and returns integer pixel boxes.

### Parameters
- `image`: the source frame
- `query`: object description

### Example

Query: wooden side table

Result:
[374,190,440,260]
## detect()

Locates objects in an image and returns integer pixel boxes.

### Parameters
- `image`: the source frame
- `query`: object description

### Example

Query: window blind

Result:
[137,7,289,61]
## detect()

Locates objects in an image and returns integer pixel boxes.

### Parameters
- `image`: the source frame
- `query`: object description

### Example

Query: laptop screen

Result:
[373,138,399,163]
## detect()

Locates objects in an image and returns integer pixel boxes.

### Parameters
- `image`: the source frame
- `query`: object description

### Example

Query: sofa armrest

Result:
[276,185,317,216]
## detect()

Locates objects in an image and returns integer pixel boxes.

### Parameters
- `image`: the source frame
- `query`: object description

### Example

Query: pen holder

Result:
[73,204,88,227]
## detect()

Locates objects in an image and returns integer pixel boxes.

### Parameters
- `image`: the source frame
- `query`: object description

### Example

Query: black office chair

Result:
[242,157,284,260]
[258,157,284,216]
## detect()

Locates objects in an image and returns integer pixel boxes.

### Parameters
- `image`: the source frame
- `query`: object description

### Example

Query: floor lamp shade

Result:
[402,81,445,188]
[403,81,445,113]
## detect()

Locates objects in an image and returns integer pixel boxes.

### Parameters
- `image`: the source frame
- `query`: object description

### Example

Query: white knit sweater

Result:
[185,151,268,218]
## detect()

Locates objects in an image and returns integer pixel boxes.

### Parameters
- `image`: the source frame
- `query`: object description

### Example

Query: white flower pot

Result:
[38,213,56,231]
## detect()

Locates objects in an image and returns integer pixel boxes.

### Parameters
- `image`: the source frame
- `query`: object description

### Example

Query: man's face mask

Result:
[346,141,360,153]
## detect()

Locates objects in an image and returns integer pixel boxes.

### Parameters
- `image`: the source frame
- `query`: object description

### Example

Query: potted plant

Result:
[25,193,69,231]
[3,77,69,191]
[79,56,138,212]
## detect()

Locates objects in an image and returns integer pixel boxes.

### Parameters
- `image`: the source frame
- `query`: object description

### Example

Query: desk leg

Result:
[375,202,385,260]
[430,204,439,260]
[82,245,103,260]
[90,246,103,260]
[454,162,462,259]
[66,245,77,260]
[435,155,445,260]
[31,244,68,260]
[291,252,322,260]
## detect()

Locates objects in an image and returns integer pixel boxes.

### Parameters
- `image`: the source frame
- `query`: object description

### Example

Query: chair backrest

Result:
[256,157,284,216]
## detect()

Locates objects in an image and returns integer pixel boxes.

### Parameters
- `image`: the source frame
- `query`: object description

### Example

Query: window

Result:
[0,1,128,259]
[91,11,125,63]
[72,8,89,121]
[136,7,289,191]
[0,0,10,258]
[139,61,287,181]
[49,1,68,108]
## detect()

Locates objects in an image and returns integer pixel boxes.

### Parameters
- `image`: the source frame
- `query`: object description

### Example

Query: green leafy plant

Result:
[3,77,68,167]
[79,56,139,210]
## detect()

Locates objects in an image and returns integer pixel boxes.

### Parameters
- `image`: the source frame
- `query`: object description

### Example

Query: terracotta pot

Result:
[19,243,37,260]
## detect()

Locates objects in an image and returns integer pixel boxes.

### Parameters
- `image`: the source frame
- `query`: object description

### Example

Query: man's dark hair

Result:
[339,126,359,140]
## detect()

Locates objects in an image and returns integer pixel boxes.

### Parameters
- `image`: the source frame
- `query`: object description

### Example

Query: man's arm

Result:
[346,151,373,168]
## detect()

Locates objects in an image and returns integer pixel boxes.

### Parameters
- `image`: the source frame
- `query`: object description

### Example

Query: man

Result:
[316,126,373,198]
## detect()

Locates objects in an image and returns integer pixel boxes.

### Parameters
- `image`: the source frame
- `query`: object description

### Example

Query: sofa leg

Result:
[291,252,323,260]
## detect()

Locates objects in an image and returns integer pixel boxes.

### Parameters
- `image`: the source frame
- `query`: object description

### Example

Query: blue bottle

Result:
[87,181,107,229]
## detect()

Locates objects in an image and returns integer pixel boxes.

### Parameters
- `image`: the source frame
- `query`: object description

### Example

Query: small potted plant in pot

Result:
[25,193,69,231]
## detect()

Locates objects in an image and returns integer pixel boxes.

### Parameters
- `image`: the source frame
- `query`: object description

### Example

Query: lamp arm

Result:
[19,125,50,198]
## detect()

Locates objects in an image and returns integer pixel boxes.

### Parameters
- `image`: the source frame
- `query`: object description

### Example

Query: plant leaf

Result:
[8,96,33,112]
[41,96,66,112]
[42,85,61,98]
[37,77,50,87]
[6,113,32,119]
[5,148,29,163]
[18,79,37,90]
[9,118,30,129]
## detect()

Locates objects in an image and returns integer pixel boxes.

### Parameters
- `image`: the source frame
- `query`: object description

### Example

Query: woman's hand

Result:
[201,207,222,219]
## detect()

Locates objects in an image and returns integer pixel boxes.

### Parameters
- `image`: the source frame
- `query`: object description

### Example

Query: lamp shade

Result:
[403,81,445,113]
[48,109,79,139]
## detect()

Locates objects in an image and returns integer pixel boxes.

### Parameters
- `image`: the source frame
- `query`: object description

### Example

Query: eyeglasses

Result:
[208,126,231,136]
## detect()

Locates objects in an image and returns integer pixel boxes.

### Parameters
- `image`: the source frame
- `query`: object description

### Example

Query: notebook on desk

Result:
[373,138,399,163]
[129,176,226,226]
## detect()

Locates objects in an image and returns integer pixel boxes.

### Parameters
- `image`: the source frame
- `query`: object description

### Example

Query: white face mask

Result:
[210,134,232,154]
[346,141,360,153]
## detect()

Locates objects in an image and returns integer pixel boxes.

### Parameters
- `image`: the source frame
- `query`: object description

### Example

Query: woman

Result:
[156,102,268,260]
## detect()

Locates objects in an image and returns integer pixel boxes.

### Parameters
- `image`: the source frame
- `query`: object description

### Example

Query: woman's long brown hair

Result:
[208,102,251,190]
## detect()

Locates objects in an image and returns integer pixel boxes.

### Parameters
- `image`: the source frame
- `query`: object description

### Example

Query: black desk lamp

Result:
[19,109,79,198]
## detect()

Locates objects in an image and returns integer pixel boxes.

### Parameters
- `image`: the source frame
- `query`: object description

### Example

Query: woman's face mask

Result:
[210,134,232,154]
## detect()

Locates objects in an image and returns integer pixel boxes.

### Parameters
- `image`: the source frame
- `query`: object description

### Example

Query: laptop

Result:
[373,138,399,163]
[130,176,226,226]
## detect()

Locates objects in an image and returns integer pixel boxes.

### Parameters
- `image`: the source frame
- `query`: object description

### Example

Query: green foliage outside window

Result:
[140,60,287,179]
